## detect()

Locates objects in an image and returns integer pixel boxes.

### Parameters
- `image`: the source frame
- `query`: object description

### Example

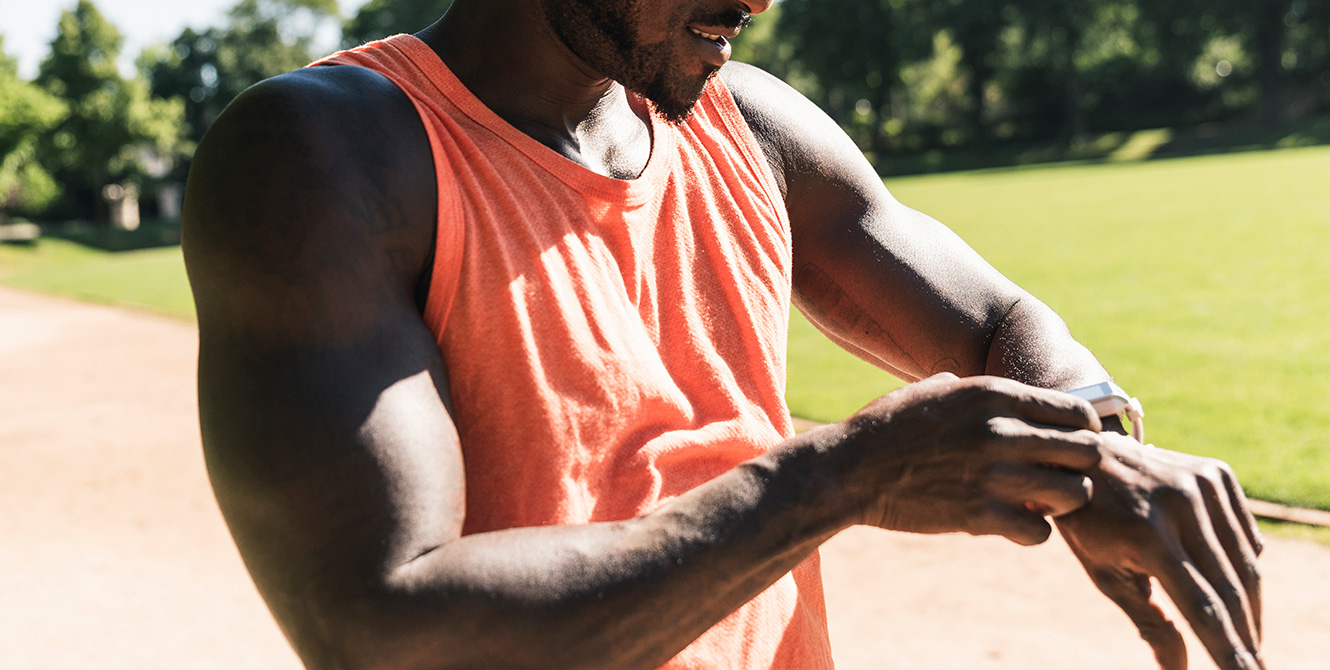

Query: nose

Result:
[739,0,773,15]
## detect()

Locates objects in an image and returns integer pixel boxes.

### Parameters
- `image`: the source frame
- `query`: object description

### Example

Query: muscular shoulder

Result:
[718,62,894,231]
[201,65,429,179]
[183,65,437,335]
[719,62,881,205]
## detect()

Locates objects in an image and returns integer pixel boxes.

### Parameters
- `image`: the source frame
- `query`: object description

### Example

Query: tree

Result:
[36,0,184,221]
[144,0,339,150]
[1136,0,1327,126]
[1287,0,1330,116]
[778,0,933,160]
[1007,0,1106,139]
[934,0,1008,142]
[0,36,68,218]
[342,0,451,48]
[141,29,225,152]
[1253,0,1290,125]
[1236,0,1330,124]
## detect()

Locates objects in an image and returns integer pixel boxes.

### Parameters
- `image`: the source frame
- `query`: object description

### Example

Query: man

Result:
[181,0,1264,668]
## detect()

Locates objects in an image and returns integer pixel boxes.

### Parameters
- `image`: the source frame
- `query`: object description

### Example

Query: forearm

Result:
[200,331,850,670]
[316,427,851,670]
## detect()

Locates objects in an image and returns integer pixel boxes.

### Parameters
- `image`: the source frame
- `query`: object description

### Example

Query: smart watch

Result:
[1066,381,1145,443]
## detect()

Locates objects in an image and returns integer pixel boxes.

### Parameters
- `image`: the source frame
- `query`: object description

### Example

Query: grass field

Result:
[787,144,1330,510]
[3,145,1328,510]
[0,237,193,320]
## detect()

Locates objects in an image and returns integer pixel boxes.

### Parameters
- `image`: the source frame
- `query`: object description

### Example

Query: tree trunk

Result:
[1256,0,1287,126]
[963,51,992,144]
[1063,31,1088,141]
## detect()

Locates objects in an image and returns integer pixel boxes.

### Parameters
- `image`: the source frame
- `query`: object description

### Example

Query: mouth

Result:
[683,11,749,68]
[688,27,730,43]
[686,9,749,45]
[684,25,735,68]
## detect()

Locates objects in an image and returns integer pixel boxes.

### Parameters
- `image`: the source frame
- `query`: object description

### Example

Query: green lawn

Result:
[0,237,194,320]
[787,144,1330,511]
[4,146,1328,510]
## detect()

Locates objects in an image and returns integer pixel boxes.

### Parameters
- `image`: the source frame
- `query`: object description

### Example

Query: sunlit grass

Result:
[787,145,1330,510]
[0,237,194,320]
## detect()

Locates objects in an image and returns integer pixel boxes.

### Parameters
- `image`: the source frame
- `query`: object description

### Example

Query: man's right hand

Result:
[820,373,1104,545]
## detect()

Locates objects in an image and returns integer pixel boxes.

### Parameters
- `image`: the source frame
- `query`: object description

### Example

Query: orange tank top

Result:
[316,35,833,670]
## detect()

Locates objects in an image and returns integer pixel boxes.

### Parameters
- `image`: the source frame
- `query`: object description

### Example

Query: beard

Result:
[542,0,749,124]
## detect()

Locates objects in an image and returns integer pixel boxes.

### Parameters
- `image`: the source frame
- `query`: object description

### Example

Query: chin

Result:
[639,69,716,125]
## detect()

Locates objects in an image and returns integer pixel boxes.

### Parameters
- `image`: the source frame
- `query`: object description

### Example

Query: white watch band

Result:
[1066,381,1145,443]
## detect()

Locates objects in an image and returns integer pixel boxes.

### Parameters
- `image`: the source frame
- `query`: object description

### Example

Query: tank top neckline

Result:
[383,34,678,206]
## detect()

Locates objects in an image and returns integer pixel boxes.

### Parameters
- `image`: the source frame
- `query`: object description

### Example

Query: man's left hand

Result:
[1055,434,1264,670]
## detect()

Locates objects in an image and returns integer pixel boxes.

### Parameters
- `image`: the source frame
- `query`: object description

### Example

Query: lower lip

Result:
[687,31,731,68]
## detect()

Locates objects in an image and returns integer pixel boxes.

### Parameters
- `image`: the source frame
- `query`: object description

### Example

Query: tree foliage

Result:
[730,0,1330,164]
[143,0,340,152]
[35,0,184,220]
[0,37,68,216]
[7,0,1330,222]
[778,0,934,158]
[342,0,452,48]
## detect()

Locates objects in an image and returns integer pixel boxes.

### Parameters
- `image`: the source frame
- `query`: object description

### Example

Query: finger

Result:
[1176,507,1259,657]
[986,417,1102,471]
[1221,465,1265,556]
[1220,466,1265,639]
[982,377,1102,432]
[1152,549,1261,670]
[973,500,1052,546]
[1084,568,1187,670]
[1197,472,1263,646]
[985,463,1093,517]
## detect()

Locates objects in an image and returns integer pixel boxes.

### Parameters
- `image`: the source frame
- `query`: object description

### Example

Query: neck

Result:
[417,0,653,178]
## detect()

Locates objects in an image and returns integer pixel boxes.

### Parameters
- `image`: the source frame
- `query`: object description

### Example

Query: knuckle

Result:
[967,376,1014,404]
[1155,481,1201,509]
[970,375,1003,392]
[1200,457,1230,482]
[982,416,1010,438]
[1221,649,1252,670]
[1241,560,1262,585]
[953,379,993,405]
[1072,429,1104,452]
[1196,598,1222,621]
[1073,476,1094,503]
[1217,582,1244,606]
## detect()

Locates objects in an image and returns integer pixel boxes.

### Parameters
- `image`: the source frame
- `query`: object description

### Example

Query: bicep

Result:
[195,322,465,623]
[182,69,462,647]
[724,63,1028,380]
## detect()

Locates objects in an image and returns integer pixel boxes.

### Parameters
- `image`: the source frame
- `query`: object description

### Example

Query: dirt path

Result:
[1,285,1325,668]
